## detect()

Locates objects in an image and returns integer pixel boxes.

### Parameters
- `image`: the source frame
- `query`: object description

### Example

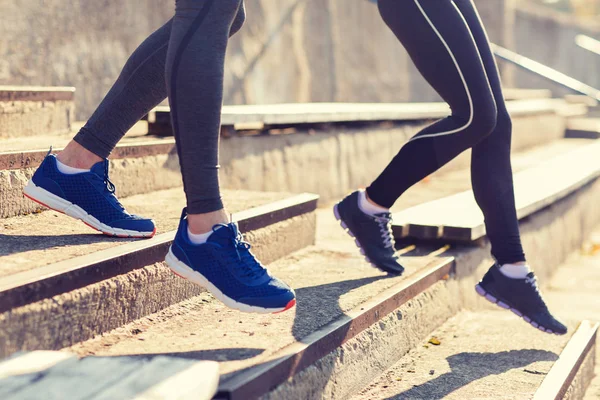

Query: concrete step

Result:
[0,351,219,400]
[393,139,600,243]
[352,312,597,400]
[1,99,569,219]
[0,189,318,358]
[0,99,570,219]
[538,233,600,400]
[504,88,552,100]
[0,86,75,139]
[55,177,600,400]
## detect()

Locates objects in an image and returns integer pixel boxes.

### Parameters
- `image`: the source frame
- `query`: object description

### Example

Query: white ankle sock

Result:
[187,227,214,245]
[56,159,90,175]
[358,190,389,216]
[498,263,531,279]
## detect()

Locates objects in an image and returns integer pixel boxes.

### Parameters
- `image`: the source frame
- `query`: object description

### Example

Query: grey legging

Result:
[74,0,246,214]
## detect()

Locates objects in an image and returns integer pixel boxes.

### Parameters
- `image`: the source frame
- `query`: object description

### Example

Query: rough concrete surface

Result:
[263,280,460,400]
[563,346,595,400]
[65,246,445,385]
[540,238,600,400]
[59,171,600,399]
[219,112,564,205]
[0,100,74,138]
[352,311,573,400]
[0,188,292,277]
[0,212,315,357]
[262,179,600,400]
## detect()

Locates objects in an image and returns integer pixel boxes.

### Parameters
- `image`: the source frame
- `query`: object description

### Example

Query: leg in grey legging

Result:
[73,2,246,159]
[166,0,243,214]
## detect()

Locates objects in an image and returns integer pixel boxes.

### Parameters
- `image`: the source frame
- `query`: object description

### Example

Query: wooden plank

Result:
[393,141,600,242]
[147,99,560,134]
[533,320,598,400]
[132,361,218,400]
[0,353,218,400]
[503,88,552,100]
[566,118,600,139]
[0,351,75,379]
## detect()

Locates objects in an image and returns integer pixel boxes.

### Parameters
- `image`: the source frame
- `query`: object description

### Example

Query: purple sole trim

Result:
[475,284,558,336]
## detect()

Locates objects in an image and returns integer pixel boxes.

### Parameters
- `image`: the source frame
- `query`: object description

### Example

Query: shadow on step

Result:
[117,347,265,362]
[384,349,558,400]
[292,276,388,340]
[0,233,135,258]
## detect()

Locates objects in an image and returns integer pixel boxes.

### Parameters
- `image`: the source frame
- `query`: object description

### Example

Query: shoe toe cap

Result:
[239,286,296,310]
[110,216,156,233]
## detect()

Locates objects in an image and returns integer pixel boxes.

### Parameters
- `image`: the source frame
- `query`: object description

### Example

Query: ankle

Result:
[358,190,389,216]
[57,141,103,170]
[187,208,229,234]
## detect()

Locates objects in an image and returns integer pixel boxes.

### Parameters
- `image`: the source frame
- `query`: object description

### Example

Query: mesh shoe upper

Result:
[336,191,404,274]
[171,209,295,308]
[479,264,567,334]
[32,154,154,230]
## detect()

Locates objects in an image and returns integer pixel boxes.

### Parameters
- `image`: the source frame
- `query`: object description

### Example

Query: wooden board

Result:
[533,321,598,400]
[566,118,600,139]
[147,99,561,133]
[393,141,600,242]
[0,352,218,400]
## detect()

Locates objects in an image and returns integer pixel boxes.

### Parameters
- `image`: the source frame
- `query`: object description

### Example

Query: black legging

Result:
[367,0,525,265]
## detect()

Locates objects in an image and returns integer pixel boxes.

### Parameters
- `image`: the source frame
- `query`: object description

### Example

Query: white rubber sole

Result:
[165,248,296,314]
[23,180,155,238]
[475,284,563,335]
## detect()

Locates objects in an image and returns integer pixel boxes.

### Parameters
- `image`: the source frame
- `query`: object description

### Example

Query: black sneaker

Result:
[333,191,404,274]
[476,264,567,335]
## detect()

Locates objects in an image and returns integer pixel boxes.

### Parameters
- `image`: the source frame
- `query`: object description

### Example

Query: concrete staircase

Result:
[1,87,600,399]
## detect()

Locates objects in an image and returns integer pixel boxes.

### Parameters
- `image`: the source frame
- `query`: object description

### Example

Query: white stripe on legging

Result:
[408,0,474,143]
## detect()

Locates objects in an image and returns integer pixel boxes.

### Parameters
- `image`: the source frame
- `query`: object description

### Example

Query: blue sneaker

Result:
[334,191,404,274]
[165,208,296,314]
[23,151,156,238]
[476,265,567,335]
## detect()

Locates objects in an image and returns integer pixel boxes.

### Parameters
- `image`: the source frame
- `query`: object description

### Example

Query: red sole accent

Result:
[23,192,66,216]
[273,298,296,314]
[24,191,156,239]
[171,270,187,279]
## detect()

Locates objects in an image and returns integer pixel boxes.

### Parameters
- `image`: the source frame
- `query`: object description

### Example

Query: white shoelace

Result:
[374,213,395,249]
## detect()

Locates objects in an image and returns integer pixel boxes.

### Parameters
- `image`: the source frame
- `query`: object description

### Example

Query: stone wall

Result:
[0,0,520,121]
[508,1,600,96]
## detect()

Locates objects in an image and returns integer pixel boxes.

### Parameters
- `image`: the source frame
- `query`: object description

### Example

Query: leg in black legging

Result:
[453,0,525,264]
[367,0,498,208]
